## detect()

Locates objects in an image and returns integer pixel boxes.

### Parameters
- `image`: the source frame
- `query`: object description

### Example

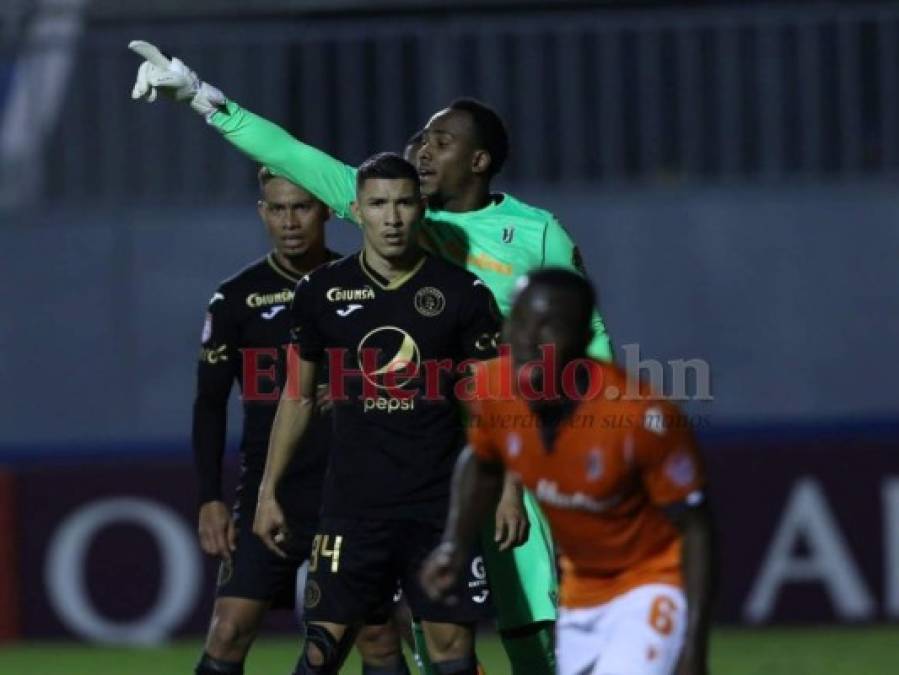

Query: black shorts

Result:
[215,476,320,609]
[303,517,493,625]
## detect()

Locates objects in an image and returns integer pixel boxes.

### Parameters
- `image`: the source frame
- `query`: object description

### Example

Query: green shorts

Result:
[480,488,558,631]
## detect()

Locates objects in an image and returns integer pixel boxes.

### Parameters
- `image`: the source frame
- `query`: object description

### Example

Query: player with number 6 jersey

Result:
[422,269,714,675]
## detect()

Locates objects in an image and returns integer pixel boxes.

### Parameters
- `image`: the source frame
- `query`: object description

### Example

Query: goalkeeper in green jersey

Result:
[129,40,614,675]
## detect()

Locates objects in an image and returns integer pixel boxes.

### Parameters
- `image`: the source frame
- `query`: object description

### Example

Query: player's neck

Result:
[432,182,492,213]
[273,246,328,278]
[362,245,424,282]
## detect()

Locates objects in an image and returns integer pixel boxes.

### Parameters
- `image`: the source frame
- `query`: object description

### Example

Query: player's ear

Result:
[471,149,492,176]
[257,199,266,220]
[350,200,362,223]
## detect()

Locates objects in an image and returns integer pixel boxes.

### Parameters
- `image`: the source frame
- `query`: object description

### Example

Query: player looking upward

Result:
[422,269,715,675]
[192,169,404,675]
[253,153,506,675]
[128,40,611,674]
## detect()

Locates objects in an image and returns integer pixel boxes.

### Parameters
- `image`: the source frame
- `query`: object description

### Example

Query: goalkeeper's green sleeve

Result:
[209,101,358,222]
[542,216,614,362]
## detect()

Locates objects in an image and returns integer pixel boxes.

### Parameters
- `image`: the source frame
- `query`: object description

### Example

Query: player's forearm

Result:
[498,471,525,510]
[680,507,715,664]
[191,396,228,503]
[209,100,357,220]
[443,447,504,551]
[259,393,315,497]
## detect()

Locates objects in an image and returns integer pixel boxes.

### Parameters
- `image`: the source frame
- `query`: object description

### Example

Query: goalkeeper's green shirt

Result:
[210,101,612,360]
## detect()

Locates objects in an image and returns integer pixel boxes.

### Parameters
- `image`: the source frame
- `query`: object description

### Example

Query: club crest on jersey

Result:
[586,448,604,481]
[414,286,445,317]
[502,226,515,243]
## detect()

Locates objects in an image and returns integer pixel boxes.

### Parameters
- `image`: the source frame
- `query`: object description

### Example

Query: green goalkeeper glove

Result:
[128,40,225,119]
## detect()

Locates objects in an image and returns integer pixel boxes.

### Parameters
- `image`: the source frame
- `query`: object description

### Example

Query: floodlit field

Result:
[1,626,897,675]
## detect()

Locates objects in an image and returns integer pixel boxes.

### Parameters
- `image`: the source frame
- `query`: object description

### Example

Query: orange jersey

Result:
[467,357,705,608]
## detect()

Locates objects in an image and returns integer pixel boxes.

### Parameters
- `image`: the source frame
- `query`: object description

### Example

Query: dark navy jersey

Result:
[290,251,501,520]
[192,252,338,506]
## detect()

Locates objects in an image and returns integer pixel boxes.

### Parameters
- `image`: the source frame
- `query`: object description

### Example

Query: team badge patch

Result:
[217,559,233,587]
[304,580,322,609]
[414,286,445,317]
[644,406,668,435]
[201,312,213,344]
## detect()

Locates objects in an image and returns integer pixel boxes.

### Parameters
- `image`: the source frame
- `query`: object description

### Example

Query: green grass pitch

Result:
[1,626,897,674]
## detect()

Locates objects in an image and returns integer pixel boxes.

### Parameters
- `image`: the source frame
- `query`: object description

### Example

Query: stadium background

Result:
[0,0,897,672]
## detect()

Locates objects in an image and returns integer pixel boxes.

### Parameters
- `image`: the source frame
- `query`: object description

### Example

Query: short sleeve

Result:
[457,277,503,361]
[198,285,239,372]
[289,273,325,362]
[636,401,706,507]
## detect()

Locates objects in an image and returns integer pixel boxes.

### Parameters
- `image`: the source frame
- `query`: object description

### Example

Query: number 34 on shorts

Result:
[309,534,343,573]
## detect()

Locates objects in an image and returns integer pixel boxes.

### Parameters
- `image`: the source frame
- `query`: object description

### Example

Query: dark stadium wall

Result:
[5,429,898,641]
[0,182,895,447]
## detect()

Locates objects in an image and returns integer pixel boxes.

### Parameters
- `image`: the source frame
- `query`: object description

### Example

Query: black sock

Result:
[362,658,411,675]
[195,652,244,675]
[432,656,477,675]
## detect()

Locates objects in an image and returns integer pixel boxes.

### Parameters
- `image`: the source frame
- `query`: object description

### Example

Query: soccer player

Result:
[421,269,715,675]
[192,167,335,674]
[128,40,607,673]
[193,168,404,675]
[253,153,505,675]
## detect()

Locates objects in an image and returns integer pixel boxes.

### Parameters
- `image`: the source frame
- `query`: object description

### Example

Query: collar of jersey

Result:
[358,250,426,291]
[266,252,302,284]
[426,193,506,219]
[267,250,340,284]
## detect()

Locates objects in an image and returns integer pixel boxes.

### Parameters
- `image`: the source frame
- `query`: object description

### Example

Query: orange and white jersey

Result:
[468,356,705,609]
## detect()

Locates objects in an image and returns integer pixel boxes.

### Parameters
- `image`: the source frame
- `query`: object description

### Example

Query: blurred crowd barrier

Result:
[1,425,897,643]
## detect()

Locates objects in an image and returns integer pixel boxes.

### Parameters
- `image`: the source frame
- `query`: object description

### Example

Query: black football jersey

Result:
[192,252,338,507]
[290,251,502,520]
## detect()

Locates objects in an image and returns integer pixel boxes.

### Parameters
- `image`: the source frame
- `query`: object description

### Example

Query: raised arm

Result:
[209,101,358,221]
[128,40,358,220]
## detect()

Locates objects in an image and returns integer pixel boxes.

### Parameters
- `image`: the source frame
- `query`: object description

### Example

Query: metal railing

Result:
[18,3,899,206]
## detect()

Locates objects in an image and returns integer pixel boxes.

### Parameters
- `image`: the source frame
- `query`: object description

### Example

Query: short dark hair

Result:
[405,129,424,150]
[448,97,509,177]
[518,268,596,324]
[356,152,420,192]
[404,129,424,162]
